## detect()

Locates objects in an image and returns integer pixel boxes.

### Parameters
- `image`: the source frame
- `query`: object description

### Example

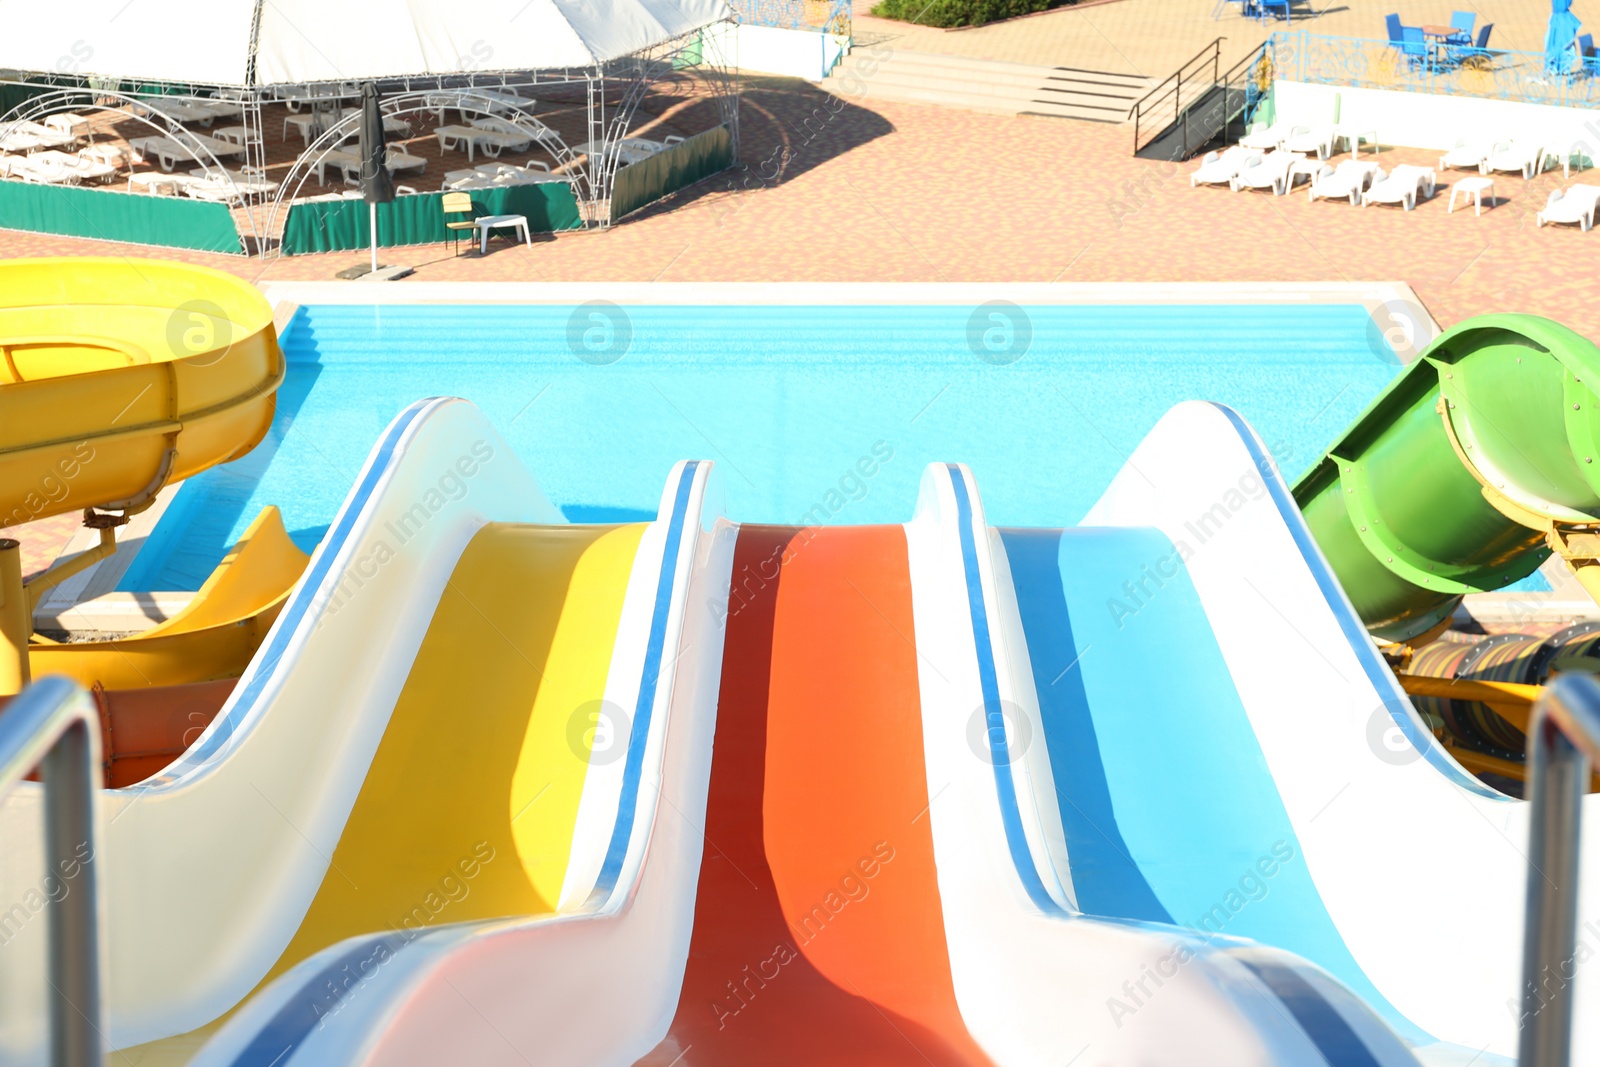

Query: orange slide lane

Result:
[637,525,994,1067]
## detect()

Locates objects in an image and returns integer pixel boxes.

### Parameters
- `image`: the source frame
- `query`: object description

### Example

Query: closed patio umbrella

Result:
[358,81,395,273]
[1546,0,1583,73]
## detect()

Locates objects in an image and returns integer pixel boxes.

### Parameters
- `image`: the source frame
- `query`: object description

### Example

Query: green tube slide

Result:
[1294,313,1600,641]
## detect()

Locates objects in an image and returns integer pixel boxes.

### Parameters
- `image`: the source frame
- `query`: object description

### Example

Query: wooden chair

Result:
[442,191,478,256]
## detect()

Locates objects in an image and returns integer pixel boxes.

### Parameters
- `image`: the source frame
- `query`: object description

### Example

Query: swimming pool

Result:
[122,301,1403,591]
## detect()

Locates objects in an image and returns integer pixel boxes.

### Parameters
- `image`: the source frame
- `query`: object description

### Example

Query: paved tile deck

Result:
[2,76,1586,330]
[849,0,1561,77]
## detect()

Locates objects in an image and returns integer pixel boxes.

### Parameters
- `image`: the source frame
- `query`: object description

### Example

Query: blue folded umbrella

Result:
[1545,0,1583,73]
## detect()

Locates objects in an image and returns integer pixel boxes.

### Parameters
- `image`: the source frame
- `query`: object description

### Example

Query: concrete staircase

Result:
[822,49,1152,123]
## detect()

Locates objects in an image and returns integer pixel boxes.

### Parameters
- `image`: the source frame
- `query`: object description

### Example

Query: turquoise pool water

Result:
[122,302,1409,591]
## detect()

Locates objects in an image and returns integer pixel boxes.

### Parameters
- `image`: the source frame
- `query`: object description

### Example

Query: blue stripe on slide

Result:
[227,932,408,1067]
[997,527,1173,923]
[945,464,1067,918]
[587,460,700,906]
[1234,955,1385,1067]
[1212,404,1497,798]
[155,397,443,779]
[1002,521,1428,1045]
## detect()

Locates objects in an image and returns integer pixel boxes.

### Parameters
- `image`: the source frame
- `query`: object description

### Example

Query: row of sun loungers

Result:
[310,146,429,186]
[126,132,249,172]
[1192,140,1599,230]
[0,150,116,185]
[132,98,245,128]
[433,115,561,162]
[0,120,81,154]
[441,161,571,191]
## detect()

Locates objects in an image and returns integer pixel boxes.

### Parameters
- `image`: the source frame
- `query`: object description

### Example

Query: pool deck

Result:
[3,63,1597,595]
[1,76,1587,336]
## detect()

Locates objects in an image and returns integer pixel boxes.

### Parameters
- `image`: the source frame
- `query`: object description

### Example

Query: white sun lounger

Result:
[1438,138,1494,173]
[1308,160,1382,204]
[0,121,75,153]
[1190,146,1261,186]
[1283,124,1337,160]
[1238,121,1292,151]
[315,147,427,186]
[129,133,246,172]
[434,125,512,163]
[28,150,115,183]
[1536,184,1600,230]
[1362,164,1435,210]
[1229,150,1304,195]
[41,113,92,143]
[1,154,81,184]
[1484,140,1552,180]
[470,115,559,146]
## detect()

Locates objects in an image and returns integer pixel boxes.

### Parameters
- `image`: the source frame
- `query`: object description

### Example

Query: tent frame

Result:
[0,24,737,256]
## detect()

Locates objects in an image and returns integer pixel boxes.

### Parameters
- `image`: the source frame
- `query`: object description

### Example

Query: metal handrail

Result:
[1128,38,1223,152]
[1519,672,1600,1067]
[0,676,105,1067]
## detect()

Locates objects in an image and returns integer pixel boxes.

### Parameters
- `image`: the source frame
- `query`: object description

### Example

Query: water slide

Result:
[0,257,302,690]
[165,429,1421,1065]
[991,399,1600,1063]
[0,398,711,1063]
[1293,313,1600,640]
[8,304,1600,1063]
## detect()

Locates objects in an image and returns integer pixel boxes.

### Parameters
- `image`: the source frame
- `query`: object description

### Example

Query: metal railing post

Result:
[0,539,30,696]
[0,676,105,1067]
[1519,672,1600,1067]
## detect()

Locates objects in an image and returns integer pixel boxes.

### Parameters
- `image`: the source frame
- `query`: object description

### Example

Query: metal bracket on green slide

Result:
[1294,312,1600,637]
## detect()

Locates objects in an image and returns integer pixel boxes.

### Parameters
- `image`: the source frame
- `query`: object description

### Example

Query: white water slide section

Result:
[1054,400,1600,1062]
[903,460,1422,1066]
[0,398,565,1060]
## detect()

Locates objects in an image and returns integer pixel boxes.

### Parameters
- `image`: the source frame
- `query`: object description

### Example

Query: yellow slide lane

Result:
[123,520,645,1063]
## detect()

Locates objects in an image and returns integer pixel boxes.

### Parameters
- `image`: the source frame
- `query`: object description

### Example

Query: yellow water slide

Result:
[124,520,647,1063]
[0,258,295,692]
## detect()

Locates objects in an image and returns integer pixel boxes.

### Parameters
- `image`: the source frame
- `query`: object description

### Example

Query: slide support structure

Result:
[0,538,28,695]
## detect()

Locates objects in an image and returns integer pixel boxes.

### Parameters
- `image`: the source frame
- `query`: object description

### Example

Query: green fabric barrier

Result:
[280,183,583,256]
[0,181,241,253]
[0,82,53,117]
[609,125,733,224]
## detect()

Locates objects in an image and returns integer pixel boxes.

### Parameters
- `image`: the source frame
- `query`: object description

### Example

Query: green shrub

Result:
[869,0,1069,28]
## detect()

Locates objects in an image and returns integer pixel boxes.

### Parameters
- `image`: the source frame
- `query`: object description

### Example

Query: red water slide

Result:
[636,524,993,1067]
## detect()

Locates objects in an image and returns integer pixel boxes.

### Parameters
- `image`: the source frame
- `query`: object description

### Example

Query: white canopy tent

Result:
[0,0,731,87]
[0,0,738,252]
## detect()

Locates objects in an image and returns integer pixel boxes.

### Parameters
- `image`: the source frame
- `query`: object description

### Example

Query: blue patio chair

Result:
[1457,22,1495,63]
[1385,12,1405,44]
[1450,10,1476,38]
[1400,25,1431,68]
[1259,0,1290,21]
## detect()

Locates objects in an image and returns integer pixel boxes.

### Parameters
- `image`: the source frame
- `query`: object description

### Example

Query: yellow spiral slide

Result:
[0,258,300,694]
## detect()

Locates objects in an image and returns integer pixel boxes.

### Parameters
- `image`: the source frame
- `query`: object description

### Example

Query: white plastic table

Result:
[1448,176,1495,215]
[475,214,531,254]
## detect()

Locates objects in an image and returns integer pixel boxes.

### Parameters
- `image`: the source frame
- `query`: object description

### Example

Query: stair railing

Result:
[1128,38,1223,155]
